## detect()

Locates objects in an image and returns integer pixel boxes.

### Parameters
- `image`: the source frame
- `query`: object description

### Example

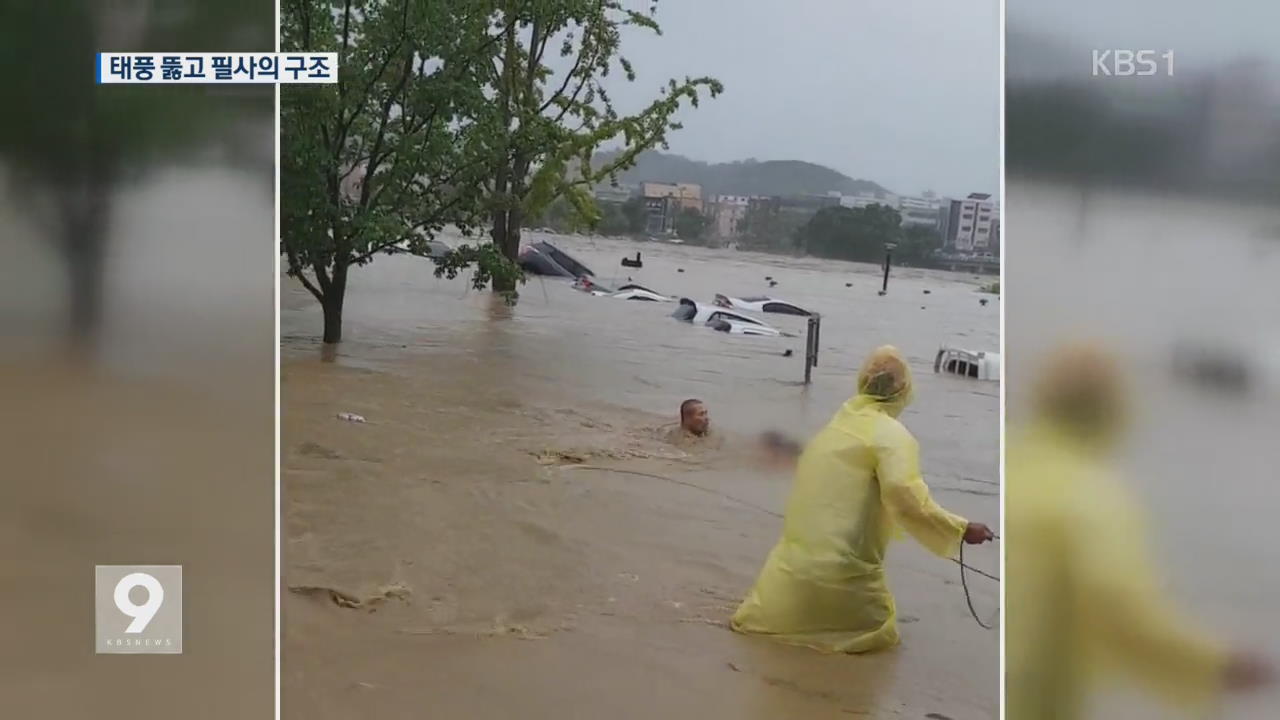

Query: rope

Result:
[559,464,782,519]
[959,539,1000,630]
[559,463,1001,629]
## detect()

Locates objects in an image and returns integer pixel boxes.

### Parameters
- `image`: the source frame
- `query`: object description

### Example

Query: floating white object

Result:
[713,294,813,317]
[672,299,785,337]
[934,347,1001,382]
[337,412,367,423]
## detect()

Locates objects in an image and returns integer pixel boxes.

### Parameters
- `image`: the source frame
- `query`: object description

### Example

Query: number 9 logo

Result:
[114,572,164,633]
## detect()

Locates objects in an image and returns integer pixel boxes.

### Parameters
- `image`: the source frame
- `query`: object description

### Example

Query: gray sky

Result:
[1009,0,1280,71]
[602,0,1000,199]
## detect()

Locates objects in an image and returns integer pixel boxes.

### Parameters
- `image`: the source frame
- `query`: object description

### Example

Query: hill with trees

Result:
[594,150,891,198]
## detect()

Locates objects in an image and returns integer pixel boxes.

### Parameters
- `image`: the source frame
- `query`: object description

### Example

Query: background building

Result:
[939,192,999,254]
[641,182,702,235]
[897,192,943,228]
[708,194,750,240]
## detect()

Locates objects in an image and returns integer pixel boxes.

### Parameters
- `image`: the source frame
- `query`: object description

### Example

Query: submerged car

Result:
[713,294,813,316]
[672,298,785,337]
[518,241,595,278]
[573,278,673,302]
[1170,337,1280,396]
[934,346,1001,381]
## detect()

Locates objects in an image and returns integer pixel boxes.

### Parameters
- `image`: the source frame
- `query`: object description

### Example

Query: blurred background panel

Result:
[0,1,274,717]
[1006,1,1280,718]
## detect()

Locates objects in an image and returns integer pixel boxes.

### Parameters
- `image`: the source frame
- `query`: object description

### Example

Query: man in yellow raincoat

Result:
[732,345,994,653]
[1006,343,1272,718]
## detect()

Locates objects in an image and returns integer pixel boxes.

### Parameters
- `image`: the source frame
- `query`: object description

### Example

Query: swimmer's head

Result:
[680,398,709,436]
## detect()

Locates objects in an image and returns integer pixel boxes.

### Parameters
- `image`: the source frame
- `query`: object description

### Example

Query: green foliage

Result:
[456,0,722,289]
[432,242,525,304]
[280,0,719,338]
[281,0,501,341]
[895,224,944,267]
[675,207,710,242]
[794,205,904,263]
[0,1,272,342]
[738,200,814,253]
[621,196,647,233]
[0,1,271,187]
[596,202,632,235]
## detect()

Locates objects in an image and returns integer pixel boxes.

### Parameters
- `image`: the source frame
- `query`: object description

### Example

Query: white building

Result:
[708,194,751,239]
[939,192,999,254]
[897,193,943,228]
[837,191,899,210]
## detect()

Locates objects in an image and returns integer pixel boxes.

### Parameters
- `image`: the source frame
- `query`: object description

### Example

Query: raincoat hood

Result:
[852,345,915,418]
[1029,341,1129,449]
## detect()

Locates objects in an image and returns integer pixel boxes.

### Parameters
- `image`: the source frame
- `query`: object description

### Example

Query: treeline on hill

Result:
[534,196,944,267]
[794,205,943,267]
[529,196,712,243]
[593,150,891,197]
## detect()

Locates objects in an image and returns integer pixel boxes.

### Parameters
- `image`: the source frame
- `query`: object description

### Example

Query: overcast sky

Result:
[1008,0,1280,71]
[601,0,1000,199]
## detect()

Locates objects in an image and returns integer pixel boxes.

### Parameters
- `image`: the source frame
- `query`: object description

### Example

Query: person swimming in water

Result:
[664,399,723,448]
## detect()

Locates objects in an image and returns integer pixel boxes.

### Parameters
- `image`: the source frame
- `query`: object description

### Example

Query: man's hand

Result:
[963,522,995,545]
[1224,652,1274,691]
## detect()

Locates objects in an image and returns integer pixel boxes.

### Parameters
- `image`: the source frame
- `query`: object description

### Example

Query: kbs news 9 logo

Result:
[95,566,182,654]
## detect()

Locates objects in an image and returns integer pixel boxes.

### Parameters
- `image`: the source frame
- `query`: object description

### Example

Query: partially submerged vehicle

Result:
[573,278,673,302]
[934,346,1001,381]
[1170,337,1280,396]
[672,298,784,337]
[713,294,813,317]
[387,237,454,259]
[518,241,594,278]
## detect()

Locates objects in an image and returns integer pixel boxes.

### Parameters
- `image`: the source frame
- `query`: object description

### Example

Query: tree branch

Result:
[284,239,326,303]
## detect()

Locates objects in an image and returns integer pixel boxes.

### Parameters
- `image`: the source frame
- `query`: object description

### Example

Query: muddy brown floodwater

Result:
[282,233,1000,719]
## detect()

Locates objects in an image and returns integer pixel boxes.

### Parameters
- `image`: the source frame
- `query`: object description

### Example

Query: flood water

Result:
[281,233,1000,719]
[1006,180,1280,719]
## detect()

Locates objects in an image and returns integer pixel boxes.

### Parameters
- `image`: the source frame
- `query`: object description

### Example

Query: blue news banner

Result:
[97,53,339,84]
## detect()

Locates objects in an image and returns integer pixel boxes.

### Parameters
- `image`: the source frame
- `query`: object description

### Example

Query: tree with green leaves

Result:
[435,0,722,295]
[620,195,647,234]
[0,1,271,352]
[794,204,903,263]
[282,0,514,344]
[674,206,709,242]
[596,201,630,235]
[895,224,944,267]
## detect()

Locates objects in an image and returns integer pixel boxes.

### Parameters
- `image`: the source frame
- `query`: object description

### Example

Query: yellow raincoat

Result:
[1006,344,1226,719]
[732,346,969,653]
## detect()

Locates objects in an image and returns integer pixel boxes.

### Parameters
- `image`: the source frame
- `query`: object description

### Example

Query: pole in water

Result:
[804,316,819,384]
[881,242,897,293]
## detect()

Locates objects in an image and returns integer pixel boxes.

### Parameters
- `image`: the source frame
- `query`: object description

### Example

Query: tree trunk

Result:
[60,184,111,353]
[490,208,522,293]
[321,296,344,344]
[321,262,348,344]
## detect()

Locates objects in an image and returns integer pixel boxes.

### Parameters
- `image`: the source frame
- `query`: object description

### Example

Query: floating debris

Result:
[288,582,411,611]
[337,412,367,423]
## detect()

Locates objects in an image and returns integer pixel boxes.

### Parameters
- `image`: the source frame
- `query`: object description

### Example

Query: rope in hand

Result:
[959,537,1000,630]
[560,464,1001,628]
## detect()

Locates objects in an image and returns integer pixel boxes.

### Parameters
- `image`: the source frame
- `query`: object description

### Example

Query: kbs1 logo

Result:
[1092,50,1175,77]
[95,566,182,654]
